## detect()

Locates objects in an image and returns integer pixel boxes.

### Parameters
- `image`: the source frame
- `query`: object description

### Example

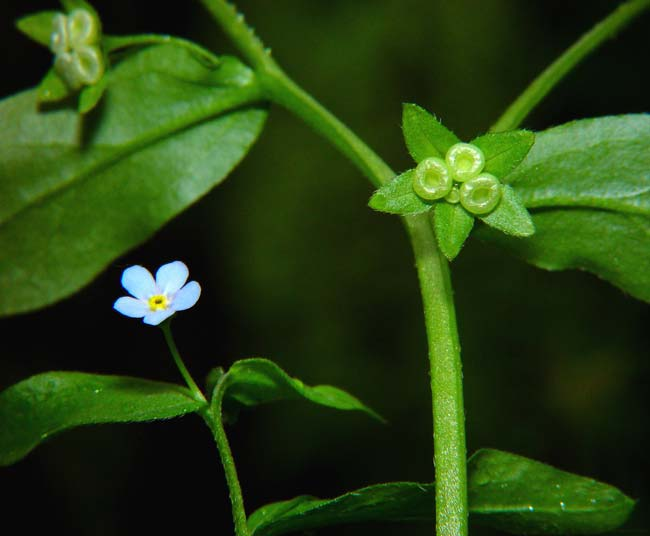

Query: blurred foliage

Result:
[1,1,648,536]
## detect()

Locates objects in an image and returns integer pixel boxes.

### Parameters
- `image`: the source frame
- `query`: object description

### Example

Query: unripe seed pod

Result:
[446,143,485,182]
[413,157,453,200]
[460,174,501,215]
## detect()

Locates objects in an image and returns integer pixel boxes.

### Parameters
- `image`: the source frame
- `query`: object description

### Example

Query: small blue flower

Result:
[114,261,201,325]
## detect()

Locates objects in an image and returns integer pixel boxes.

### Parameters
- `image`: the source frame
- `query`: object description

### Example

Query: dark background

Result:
[1,1,649,535]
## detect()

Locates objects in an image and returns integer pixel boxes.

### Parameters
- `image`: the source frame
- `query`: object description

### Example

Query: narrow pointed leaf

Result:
[480,185,535,237]
[368,170,433,215]
[0,44,267,316]
[471,130,535,179]
[16,11,59,47]
[402,103,460,163]
[434,203,475,260]
[468,449,635,535]
[221,358,383,422]
[0,372,204,466]
[481,115,650,302]
[248,482,436,536]
[78,74,107,113]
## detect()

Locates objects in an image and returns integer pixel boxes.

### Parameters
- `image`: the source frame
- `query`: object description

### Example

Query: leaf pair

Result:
[249,449,634,536]
[0,358,379,466]
[369,104,535,260]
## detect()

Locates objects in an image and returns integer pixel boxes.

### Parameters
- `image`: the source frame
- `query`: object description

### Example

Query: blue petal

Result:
[114,296,148,318]
[156,261,189,295]
[172,281,201,311]
[121,265,157,299]
[143,309,175,326]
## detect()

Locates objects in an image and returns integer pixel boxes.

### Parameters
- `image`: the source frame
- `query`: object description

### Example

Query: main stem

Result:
[197,2,467,536]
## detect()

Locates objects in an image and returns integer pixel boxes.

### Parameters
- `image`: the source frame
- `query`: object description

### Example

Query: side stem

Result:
[491,0,650,132]
[161,321,206,403]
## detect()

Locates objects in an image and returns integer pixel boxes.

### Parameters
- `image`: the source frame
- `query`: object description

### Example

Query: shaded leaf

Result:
[433,202,474,260]
[471,130,535,179]
[16,11,59,47]
[0,372,204,466]
[483,115,650,302]
[368,170,432,215]
[468,449,635,535]
[0,44,267,316]
[220,358,383,422]
[402,103,460,163]
[248,482,436,536]
[248,449,634,536]
[480,185,535,237]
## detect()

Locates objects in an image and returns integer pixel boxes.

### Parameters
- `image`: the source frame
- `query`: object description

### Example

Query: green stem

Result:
[491,0,650,132]
[160,321,206,403]
[201,375,250,536]
[197,2,467,536]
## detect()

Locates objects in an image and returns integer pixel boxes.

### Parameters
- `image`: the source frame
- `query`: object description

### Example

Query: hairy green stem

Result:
[491,0,650,132]
[202,376,250,536]
[197,2,467,536]
[161,321,206,403]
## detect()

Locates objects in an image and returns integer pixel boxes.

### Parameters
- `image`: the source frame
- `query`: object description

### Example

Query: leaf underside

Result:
[0,372,204,466]
[0,44,267,316]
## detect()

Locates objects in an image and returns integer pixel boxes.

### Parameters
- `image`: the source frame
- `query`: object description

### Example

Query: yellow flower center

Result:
[148,294,169,311]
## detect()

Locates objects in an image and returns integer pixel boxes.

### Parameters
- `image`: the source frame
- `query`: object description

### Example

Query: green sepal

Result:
[0,372,205,466]
[217,358,384,423]
[60,0,99,20]
[468,449,636,535]
[368,170,433,215]
[402,103,460,163]
[480,185,535,237]
[471,130,535,180]
[247,449,634,536]
[433,202,475,260]
[15,11,59,47]
[78,72,107,113]
[36,67,74,103]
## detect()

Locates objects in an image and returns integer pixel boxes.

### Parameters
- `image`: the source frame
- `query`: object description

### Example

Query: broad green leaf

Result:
[37,67,73,103]
[482,115,650,302]
[471,130,535,179]
[248,482,436,536]
[468,449,635,535]
[248,449,634,536]
[368,170,432,215]
[434,202,474,260]
[220,358,383,422]
[481,209,650,302]
[480,185,535,237]
[16,11,59,47]
[0,44,267,316]
[0,372,204,466]
[402,103,460,163]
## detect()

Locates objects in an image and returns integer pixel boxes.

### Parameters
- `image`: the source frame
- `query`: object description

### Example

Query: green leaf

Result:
[36,67,73,103]
[78,73,107,113]
[248,482,436,536]
[0,44,266,316]
[16,11,59,47]
[0,372,204,466]
[434,202,475,260]
[248,449,634,536]
[471,130,535,179]
[482,115,650,302]
[402,103,460,163]
[368,170,433,215]
[220,358,383,422]
[468,449,635,535]
[480,185,535,237]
